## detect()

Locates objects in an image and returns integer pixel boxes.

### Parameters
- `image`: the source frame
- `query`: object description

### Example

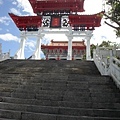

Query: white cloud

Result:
[16,0,35,15]
[90,18,120,45]
[0,33,19,42]
[12,1,17,5]
[83,0,103,14]
[0,0,3,5]
[24,37,51,52]
[10,8,22,16]
[0,16,11,25]
[41,37,50,45]
[25,39,36,52]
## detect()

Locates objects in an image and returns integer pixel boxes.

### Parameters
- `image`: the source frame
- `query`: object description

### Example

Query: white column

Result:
[86,38,91,60]
[67,35,73,60]
[85,31,93,60]
[31,34,44,60]
[14,32,26,59]
[113,44,117,56]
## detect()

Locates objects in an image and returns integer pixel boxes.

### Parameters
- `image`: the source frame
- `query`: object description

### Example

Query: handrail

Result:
[93,47,120,89]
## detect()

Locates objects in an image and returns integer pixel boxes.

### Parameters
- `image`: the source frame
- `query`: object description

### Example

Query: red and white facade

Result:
[41,40,86,60]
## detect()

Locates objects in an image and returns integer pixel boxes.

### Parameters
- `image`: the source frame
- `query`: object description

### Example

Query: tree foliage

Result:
[99,40,112,47]
[91,44,96,58]
[104,0,120,36]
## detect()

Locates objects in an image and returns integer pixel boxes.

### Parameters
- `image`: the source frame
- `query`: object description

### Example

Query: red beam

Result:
[9,13,42,30]
[41,45,86,50]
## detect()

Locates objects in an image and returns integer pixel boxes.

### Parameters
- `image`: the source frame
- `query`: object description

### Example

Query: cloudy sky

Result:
[0,0,119,58]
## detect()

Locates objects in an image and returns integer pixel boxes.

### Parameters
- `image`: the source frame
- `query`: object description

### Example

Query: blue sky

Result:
[0,0,119,58]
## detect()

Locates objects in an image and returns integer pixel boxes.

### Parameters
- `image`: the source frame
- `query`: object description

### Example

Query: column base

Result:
[86,56,92,61]
[31,55,41,60]
[67,55,72,60]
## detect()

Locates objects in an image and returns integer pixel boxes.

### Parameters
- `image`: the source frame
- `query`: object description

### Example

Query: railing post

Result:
[113,44,117,56]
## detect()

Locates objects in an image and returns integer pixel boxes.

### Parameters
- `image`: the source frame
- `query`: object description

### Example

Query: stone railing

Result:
[93,46,120,89]
[48,55,58,60]
[110,57,120,88]
[0,52,10,62]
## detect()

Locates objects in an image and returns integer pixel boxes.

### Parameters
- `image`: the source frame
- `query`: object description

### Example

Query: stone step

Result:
[1,102,120,118]
[0,109,21,119]
[12,93,90,102]
[0,82,118,95]
[89,87,120,93]
[0,105,120,120]
[0,85,118,95]
[17,85,89,92]
[0,118,16,120]
[0,109,93,120]
[15,90,120,101]
[0,59,96,66]
[1,96,120,110]
[0,60,100,75]
[0,79,118,91]
[0,90,120,104]
[13,89,91,98]
[68,74,110,81]
[1,88,120,100]
[0,96,92,109]
[0,90,120,103]
[0,60,98,70]
[0,63,100,72]
[0,87,16,93]
[0,84,20,88]
[16,87,119,94]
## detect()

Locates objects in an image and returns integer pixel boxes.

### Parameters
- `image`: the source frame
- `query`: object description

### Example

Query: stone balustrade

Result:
[93,45,120,89]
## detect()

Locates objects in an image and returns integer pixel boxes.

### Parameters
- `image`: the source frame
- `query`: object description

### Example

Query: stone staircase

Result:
[0,59,120,120]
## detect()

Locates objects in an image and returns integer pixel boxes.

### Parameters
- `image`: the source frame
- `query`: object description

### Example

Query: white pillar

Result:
[31,34,44,60]
[67,35,73,60]
[14,32,26,59]
[113,44,117,56]
[86,38,91,60]
[85,31,93,60]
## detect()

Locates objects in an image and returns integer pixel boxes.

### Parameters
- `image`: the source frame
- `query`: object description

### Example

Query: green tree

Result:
[99,40,112,47]
[104,0,120,36]
[91,44,96,58]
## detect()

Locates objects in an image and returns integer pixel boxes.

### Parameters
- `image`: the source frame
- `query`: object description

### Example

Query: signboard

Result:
[50,16,61,28]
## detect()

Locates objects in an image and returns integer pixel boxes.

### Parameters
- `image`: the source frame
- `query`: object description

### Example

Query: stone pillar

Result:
[86,38,91,60]
[14,32,26,59]
[113,44,117,56]
[85,31,93,60]
[67,35,73,60]
[96,44,99,54]
[31,34,44,60]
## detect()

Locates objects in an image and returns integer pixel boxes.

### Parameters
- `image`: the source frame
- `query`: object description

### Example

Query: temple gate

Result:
[9,0,104,60]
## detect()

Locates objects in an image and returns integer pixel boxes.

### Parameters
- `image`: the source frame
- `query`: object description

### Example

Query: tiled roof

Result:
[45,40,86,47]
